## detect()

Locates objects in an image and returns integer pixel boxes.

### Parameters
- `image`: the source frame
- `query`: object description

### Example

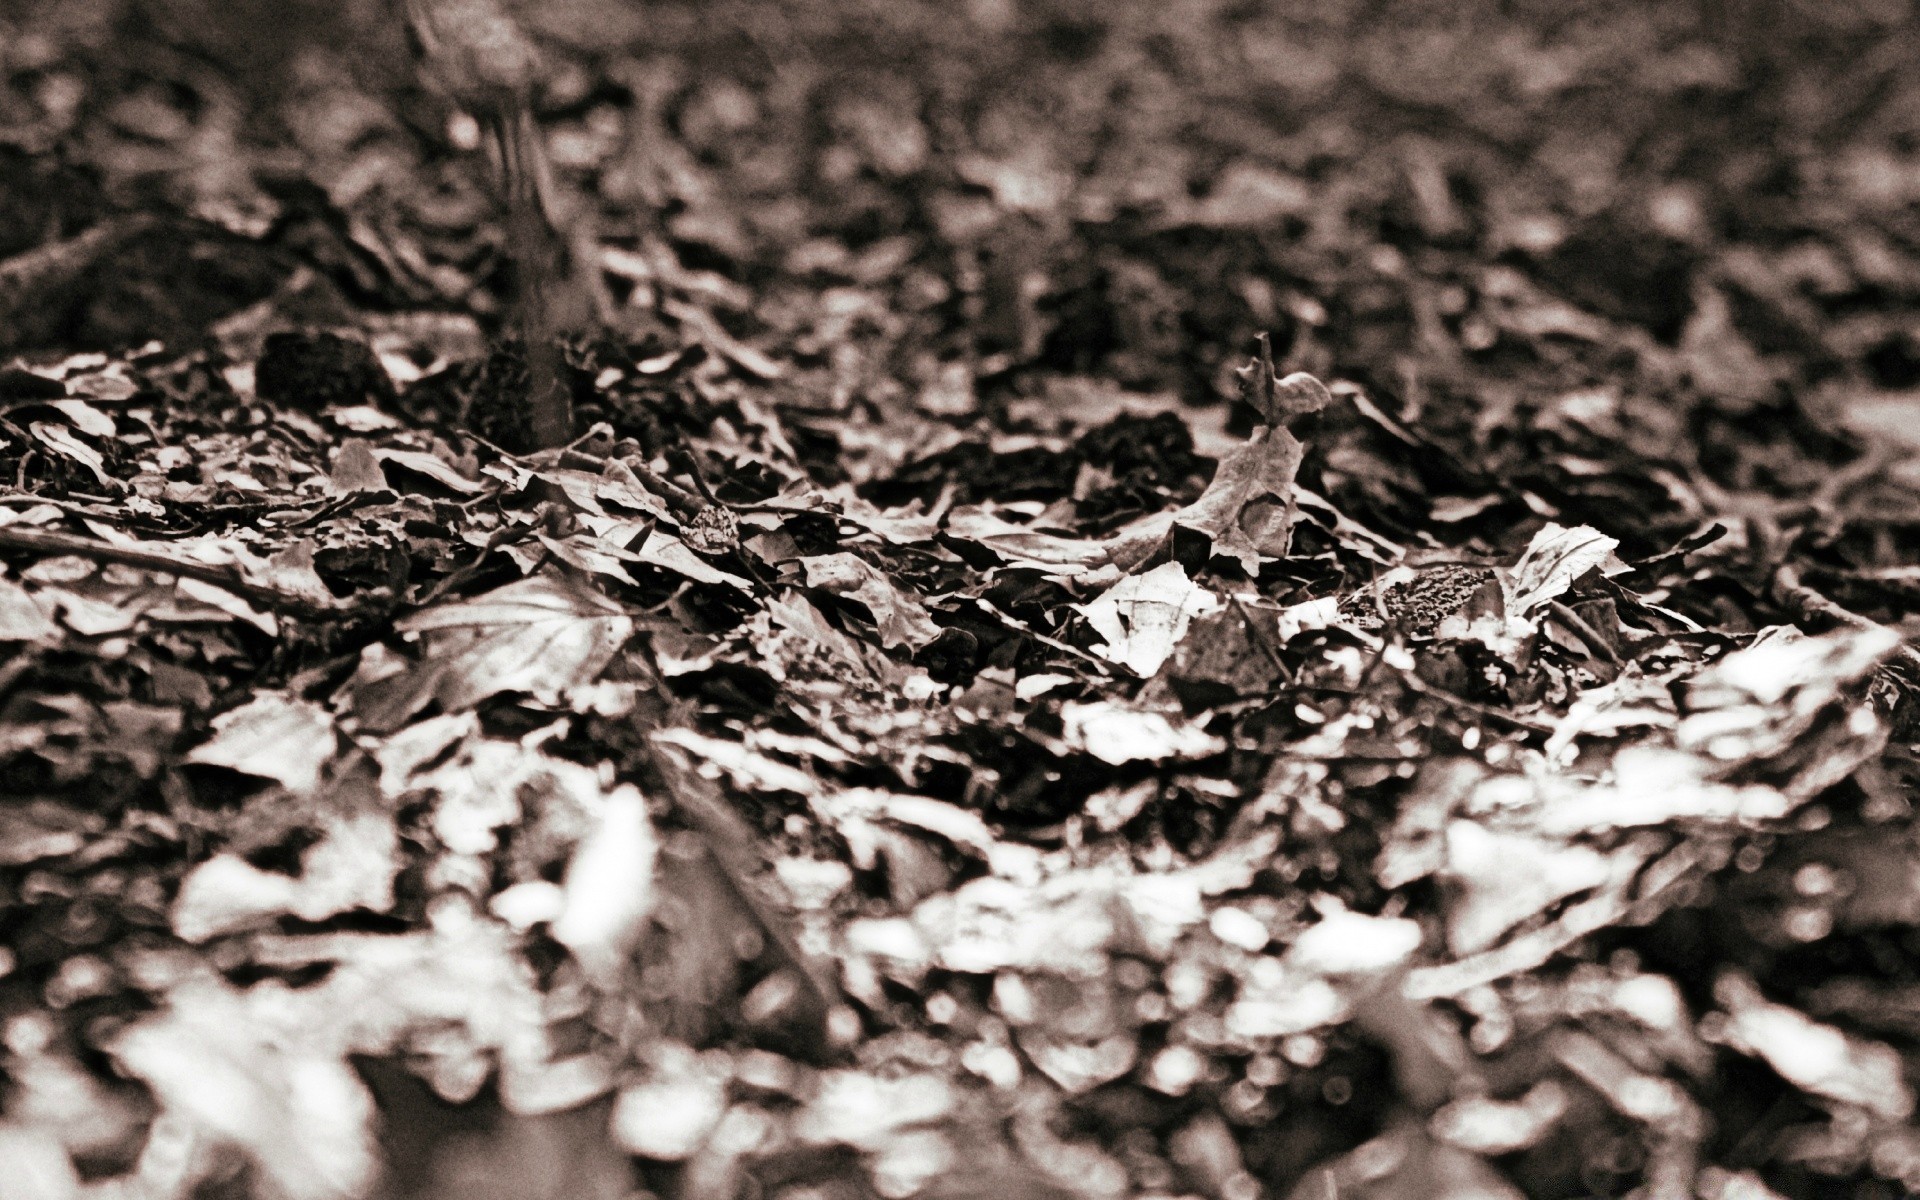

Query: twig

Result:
[1807,445,1893,512]
[610,453,804,521]
[1294,673,1551,736]
[672,447,724,509]
[1407,840,1702,1000]
[412,522,537,606]
[0,216,159,311]
[1226,592,1296,684]
[1771,563,1920,671]
[1395,669,1554,735]
[1545,599,1623,666]
[974,597,1116,677]
[619,454,706,521]
[0,491,133,519]
[0,525,350,619]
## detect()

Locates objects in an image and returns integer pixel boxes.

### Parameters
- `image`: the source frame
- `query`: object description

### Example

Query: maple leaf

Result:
[1233,335,1331,426]
[1159,424,1306,574]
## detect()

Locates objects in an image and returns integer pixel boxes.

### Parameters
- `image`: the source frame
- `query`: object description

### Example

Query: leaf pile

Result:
[4,2,1920,1200]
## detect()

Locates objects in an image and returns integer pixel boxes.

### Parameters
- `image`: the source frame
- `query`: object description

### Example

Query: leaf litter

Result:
[4,2,1920,1200]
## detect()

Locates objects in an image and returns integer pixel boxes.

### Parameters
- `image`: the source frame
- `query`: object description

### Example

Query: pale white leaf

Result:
[552,783,658,988]
[0,576,58,643]
[395,572,635,712]
[372,447,484,494]
[172,813,399,942]
[0,1124,80,1200]
[631,531,754,590]
[1074,561,1220,677]
[1506,523,1624,616]
[611,1065,728,1161]
[795,1071,958,1151]
[653,728,817,795]
[109,980,379,1200]
[186,693,337,793]
[1059,700,1225,765]
[1714,971,1914,1120]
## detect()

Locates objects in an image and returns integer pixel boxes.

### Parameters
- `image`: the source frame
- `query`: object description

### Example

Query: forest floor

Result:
[4,1,1920,1198]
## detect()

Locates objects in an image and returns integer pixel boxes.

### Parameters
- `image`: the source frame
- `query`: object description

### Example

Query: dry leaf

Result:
[1074,561,1220,677]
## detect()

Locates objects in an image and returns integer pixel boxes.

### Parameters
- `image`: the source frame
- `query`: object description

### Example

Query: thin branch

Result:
[672,447,724,509]
[1227,592,1296,684]
[1396,668,1555,735]
[0,525,353,619]
[1545,598,1623,666]
[618,454,706,521]
[1772,563,1920,671]
[974,597,1116,677]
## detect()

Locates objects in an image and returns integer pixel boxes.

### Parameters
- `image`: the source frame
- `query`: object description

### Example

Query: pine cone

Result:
[1339,565,1501,636]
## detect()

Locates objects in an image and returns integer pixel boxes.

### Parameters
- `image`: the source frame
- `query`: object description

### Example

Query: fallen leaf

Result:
[634,531,754,590]
[1677,624,1898,763]
[328,439,388,494]
[171,812,400,941]
[0,1125,80,1200]
[1439,820,1618,955]
[0,575,58,642]
[1111,423,1307,575]
[1430,1081,1571,1155]
[803,552,943,650]
[419,738,536,855]
[186,692,339,793]
[29,423,113,488]
[360,572,635,723]
[110,978,380,1200]
[1505,523,1624,616]
[1234,346,1333,426]
[1074,561,1220,677]
[552,782,659,987]
[373,447,485,494]
[610,1058,728,1161]
[795,1071,958,1150]
[176,577,279,635]
[1059,700,1226,765]
[653,728,818,795]
[944,506,1118,580]
[1284,1121,1525,1200]
[1185,162,1314,229]
[1713,971,1913,1121]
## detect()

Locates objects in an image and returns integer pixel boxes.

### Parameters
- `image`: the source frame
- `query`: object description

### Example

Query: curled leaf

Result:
[1233,334,1332,426]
